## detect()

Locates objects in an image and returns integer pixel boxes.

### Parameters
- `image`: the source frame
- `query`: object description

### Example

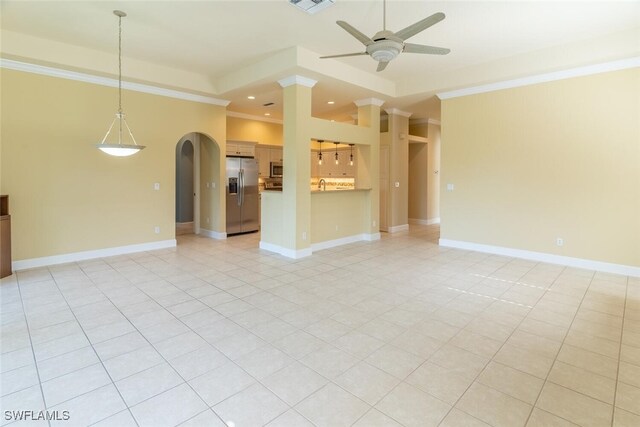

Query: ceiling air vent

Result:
[289,0,335,15]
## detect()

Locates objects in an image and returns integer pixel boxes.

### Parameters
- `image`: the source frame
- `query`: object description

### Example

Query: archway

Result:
[176,139,195,235]
[175,132,224,239]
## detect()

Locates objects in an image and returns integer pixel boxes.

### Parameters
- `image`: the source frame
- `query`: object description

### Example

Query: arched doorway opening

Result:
[176,139,195,235]
[175,132,224,239]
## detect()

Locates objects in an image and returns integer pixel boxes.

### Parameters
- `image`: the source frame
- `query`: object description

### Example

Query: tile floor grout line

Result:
[43,264,141,427]
[101,249,370,424]
[85,261,236,427]
[431,258,547,426]
[522,268,598,426]
[610,275,629,426]
[5,226,633,427]
[12,274,52,427]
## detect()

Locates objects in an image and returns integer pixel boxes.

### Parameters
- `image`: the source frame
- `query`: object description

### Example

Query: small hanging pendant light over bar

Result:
[96,10,145,157]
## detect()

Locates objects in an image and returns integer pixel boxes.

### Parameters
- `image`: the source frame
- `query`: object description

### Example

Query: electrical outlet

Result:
[302,231,307,241]
[206,217,209,224]
[373,220,376,227]
[206,182,210,188]
[154,226,160,234]
[335,225,339,231]
[212,182,216,189]
[447,183,455,191]
[556,238,564,247]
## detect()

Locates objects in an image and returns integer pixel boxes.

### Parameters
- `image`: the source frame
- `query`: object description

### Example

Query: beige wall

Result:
[441,68,639,267]
[310,191,369,244]
[427,123,441,221]
[226,116,283,146]
[387,113,410,228]
[1,69,227,262]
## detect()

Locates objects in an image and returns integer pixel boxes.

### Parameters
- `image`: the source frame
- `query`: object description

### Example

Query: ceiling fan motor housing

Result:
[367,39,403,62]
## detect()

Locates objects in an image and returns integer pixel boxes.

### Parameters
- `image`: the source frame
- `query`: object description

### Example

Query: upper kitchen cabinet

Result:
[269,148,283,163]
[226,140,256,158]
[255,146,270,177]
[254,145,284,177]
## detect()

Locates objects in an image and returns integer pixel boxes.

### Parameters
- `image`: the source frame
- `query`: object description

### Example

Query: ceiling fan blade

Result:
[377,61,389,72]
[320,52,368,59]
[336,21,374,46]
[394,12,445,41]
[403,43,450,55]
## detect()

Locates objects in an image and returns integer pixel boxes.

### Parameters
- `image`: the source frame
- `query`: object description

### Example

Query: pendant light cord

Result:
[118,13,123,143]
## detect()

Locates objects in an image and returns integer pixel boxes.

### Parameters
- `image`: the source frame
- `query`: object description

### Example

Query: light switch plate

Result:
[447,183,455,191]
[154,183,160,190]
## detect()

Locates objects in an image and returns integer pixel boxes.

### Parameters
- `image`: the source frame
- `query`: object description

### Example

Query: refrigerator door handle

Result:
[238,170,242,206]
[241,169,245,206]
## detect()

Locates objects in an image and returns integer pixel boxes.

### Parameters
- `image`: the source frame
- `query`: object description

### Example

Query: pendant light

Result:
[334,142,339,165]
[96,10,145,157]
[349,144,354,166]
[318,140,323,165]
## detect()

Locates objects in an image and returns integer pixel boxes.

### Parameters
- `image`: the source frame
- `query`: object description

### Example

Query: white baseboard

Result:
[312,234,368,251]
[363,233,381,241]
[199,229,227,240]
[260,232,380,258]
[12,240,177,271]
[259,241,312,259]
[439,238,640,278]
[388,224,409,233]
[409,218,441,225]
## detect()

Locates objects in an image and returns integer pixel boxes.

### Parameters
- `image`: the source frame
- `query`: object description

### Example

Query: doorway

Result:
[176,138,195,235]
[408,142,429,224]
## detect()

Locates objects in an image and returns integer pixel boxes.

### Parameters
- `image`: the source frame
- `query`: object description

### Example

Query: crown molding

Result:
[437,56,640,100]
[227,111,283,124]
[384,108,412,118]
[277,75,317,88]
[354,98,385,107]
[0,58,230,106]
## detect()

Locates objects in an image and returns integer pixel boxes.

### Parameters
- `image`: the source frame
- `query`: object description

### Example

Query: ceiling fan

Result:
[320,0,450,72]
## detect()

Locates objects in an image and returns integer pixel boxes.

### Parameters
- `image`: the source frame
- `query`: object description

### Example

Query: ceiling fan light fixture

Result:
[368,40,403,62]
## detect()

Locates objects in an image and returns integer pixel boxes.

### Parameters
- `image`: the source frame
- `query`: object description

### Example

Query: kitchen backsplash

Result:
[311,178,355,188]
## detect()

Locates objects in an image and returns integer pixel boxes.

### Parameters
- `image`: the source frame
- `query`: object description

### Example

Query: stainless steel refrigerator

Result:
[226,158,259,235]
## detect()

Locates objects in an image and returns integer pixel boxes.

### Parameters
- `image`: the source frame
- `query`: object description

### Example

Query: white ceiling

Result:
[1,1,639,121]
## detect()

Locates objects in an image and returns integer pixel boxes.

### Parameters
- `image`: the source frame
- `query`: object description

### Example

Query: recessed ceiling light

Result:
[247,96,255,100]
[264,113,271,116]
[327,101,335,104]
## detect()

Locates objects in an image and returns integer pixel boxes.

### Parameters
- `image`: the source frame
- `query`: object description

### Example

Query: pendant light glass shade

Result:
[96,11,145,156]
[318,140,323,165]
[349,144,354,166]
[334,142,339,165]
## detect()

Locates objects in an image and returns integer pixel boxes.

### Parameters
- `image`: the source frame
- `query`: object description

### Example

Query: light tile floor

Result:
[1,225,639,427]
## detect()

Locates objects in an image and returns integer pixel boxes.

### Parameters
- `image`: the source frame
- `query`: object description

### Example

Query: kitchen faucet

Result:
[318,178,326,191]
